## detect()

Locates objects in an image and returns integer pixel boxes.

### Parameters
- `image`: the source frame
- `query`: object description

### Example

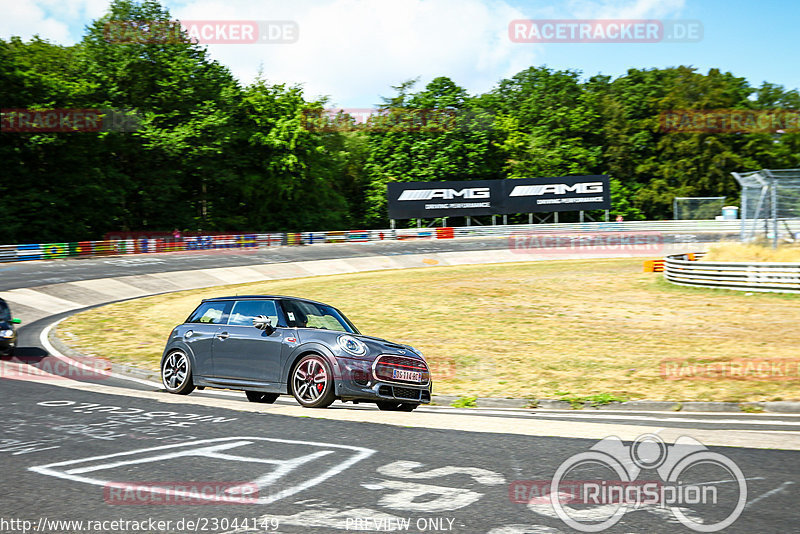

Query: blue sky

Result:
[1,0,797,107]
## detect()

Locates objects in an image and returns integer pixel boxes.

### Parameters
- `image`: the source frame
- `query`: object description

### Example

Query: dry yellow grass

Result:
[58,259,800,402]
[704,242,800,262]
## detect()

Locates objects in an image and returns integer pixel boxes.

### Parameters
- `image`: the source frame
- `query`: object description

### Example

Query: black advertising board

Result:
[386,176,611,219]
[386,180,501,219]
[503,175,611,213]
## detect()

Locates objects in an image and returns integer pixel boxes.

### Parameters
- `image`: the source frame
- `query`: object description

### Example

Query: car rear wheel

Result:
[245,391,280,404]
[291,354,335,408]
[161,350,195,395]
[376,401,418,412]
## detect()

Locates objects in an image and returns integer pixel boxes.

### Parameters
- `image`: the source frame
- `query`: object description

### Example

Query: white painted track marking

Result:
[30,437,375,505]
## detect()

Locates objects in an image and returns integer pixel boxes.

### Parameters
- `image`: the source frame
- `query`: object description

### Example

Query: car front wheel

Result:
[161,350,195,395]
[291,354,335,408]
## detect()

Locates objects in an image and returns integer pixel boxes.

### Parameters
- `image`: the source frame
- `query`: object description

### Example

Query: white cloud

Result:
[0,0,686,107]
[0,0,110,42]
[171,0,533,106]
[566,0,686,20]
[0,0,72,42]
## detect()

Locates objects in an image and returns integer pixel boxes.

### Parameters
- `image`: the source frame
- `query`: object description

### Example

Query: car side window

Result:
[228,300,279,327]
[281,300,350,332]
[187,301,232,324]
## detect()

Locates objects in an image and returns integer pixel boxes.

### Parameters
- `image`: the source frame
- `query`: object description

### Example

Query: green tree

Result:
[363,77,501,225]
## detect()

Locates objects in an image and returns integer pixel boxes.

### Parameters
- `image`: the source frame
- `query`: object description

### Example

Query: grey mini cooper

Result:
[160,295,431,410]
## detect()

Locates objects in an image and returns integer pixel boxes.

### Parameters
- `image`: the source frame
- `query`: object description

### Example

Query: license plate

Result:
[392,369,421,382]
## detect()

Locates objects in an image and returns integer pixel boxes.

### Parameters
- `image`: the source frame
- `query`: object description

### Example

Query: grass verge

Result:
[703,241,800,262]
[58,258,800,402]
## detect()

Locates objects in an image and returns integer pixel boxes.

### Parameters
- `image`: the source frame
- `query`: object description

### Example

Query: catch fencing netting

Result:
[732,169,800,245]
[673,197,726,220]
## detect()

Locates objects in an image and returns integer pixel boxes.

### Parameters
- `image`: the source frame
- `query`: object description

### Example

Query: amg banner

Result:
[386,176,610,219]
[387,180,501,219]
[504,175,611,213]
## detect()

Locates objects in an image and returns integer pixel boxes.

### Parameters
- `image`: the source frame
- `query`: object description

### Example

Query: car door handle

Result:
[216,332,229,340]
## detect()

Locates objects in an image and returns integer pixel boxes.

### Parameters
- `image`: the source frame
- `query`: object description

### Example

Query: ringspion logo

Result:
[514,434,746,532]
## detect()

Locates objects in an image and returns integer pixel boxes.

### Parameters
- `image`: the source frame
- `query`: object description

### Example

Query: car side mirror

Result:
[253,315,274,334]
[11,318,20,324]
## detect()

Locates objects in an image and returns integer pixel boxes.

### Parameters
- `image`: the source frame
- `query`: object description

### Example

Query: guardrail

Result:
[664,253,800,293]
[0,220,742,264]
[452,219,743,238]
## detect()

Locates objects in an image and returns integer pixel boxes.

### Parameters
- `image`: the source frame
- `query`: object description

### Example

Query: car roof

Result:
[202,295,329,306]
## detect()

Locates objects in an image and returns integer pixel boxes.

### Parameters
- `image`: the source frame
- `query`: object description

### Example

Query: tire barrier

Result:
[3,234,277,263]
[664,252,800,293]
[0,220,742,264]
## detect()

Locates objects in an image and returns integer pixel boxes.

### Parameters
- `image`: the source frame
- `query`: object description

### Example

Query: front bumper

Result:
[337,380,432,404]
[335,355,431,404]
[0,335,16,355]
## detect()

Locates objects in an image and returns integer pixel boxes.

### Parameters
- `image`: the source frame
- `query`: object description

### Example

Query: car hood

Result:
[295,329,424,360]
[354,334,423,359]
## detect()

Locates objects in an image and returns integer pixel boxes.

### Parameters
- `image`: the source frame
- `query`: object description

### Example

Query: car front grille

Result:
[376,385,429,403]
[393,387,421,400]
[373,355,430,385]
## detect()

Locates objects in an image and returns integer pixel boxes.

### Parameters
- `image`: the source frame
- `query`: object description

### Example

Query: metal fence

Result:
[732,168,800,247]
[673,196,726,220]
[0,220,744,264]
[664,253,800,293]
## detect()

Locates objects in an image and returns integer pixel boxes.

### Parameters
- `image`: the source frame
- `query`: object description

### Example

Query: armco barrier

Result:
[0,220,742,264]
[453,219,742,238]
[0,245,17,262]
[664,253,800,293]
[16,243,42,261]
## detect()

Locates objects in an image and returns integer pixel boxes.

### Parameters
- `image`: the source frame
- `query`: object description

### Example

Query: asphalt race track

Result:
[1,239,799,533]
[0,239,512,291]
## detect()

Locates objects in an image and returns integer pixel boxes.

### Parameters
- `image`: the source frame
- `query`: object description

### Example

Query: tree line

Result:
[1,0,798,244]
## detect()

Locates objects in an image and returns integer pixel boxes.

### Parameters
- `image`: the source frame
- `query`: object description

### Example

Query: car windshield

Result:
[280,300,359,334]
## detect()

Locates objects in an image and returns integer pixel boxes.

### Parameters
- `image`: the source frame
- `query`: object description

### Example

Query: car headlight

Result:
[338,334,367,356]
[0,330,13,338]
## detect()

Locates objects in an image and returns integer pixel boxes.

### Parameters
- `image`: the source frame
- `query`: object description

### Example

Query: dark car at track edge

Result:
[160,295,431,410]
[0,298,21,356]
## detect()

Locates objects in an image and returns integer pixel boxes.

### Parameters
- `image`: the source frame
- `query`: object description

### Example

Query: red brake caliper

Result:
[316,369,324,392]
